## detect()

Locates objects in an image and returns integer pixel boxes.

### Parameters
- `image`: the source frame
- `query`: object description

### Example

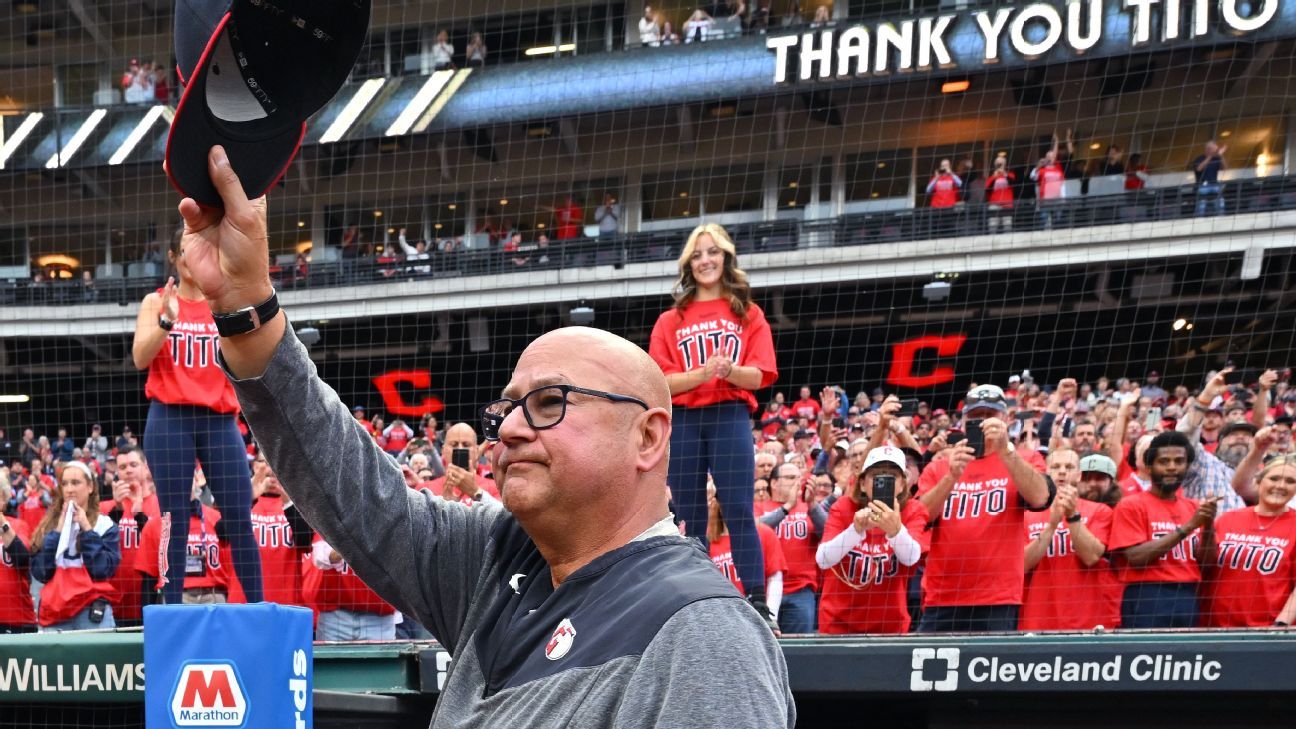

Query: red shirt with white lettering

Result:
[1021,499,1121,631]
[1035,163,1066,200]
[649,299,778,412]
[1201,508,1296,627]
[918,453,1035,606]
[762,502,821,594]
[0,518,35,627]
[100,494,161,620]
[709,522,786,596]
[927,173,961,208]
[251,495,309,607]
[305,535,395,615]
[818,497,929,634]
[790,397,821,421]
[986,171,1016,207]
[1109,489,1204,584]
[138,503,245,599]
[144,294,240,413]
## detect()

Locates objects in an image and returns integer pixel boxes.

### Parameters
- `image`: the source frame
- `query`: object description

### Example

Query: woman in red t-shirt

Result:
[985,154,1016,232]
[648,223,779,622]
[707,484,785,618]
[1202,456,1296,627]
[131,231,262,607]
[0,492,36,632]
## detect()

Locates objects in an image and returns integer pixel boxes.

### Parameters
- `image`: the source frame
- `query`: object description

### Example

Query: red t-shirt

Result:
[0,519,35,627]
[818,497,929,634]
[1109,490,1204,584]
[1120,472,1150,498]
[424,474,501,505]
[1201,508,1296,628]
[99,494,161,621]
[554,202,583,240]
[764,502,820,594]
[16,494,46,534]
[790,398,821,421]
[928,173,960,208]
[709,523,786,596]
[1125,166,1147,190]
[649,300,779,412]
[251,495,308,607]
[1021,499,1121,631]
[986,171,1016,206]
[304,535,395,615]
[759,405,791,437]
[918,453,1037,606]
[1035,163,1066,200]
[145,295,240,413]
[138,503,244,599]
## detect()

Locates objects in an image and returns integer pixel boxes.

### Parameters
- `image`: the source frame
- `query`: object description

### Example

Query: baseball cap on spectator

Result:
[353,405,366,413]
[166,0,372,207]
[1147,370,1161,379]
[861,445,906,473]
[793,429,814,440]
[1008,374,1022,385]
[1218,422,1258,440]
[964,384,1009,414]
[1224,401,1246,415]
[1079,454,1118,479]
[1275,415,1295,427]
[1283,392,1296,403]
[834,440,850,452]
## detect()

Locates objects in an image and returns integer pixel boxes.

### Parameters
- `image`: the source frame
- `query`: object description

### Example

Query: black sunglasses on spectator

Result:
[480,384,649,441]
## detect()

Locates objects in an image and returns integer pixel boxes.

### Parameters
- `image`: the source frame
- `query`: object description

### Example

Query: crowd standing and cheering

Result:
[4,218,1296,635]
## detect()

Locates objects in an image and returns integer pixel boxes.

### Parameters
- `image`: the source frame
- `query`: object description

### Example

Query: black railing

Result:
[5,175,1295,308]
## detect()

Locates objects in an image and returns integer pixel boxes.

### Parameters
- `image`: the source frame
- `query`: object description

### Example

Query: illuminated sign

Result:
[886,334,967,389]
[372,369,446,418]
[769,0,1280,83]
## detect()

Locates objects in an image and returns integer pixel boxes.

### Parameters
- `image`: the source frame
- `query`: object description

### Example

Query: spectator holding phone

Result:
[1203,452,1296,627]
[424,423,500,507]
[914,385,1055,632]
[1021,449,1119,631]
[30,461,121,631]
[649,223,780,628]
[817,446,928,634]
[1109,431,1218,628]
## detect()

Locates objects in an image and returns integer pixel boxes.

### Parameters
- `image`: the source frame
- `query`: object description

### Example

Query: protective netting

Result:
[1,2,1295,689]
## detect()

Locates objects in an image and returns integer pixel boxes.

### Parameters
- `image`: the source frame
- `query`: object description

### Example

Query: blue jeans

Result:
[318,609,397,641]
[1121,582,1199,629]
[41,603,115,633]
[917,604,1019,633]
[145,401,263,606]
[779,586,818,634]
[1195,183,1224,216]
[670,402,765,596]
[395,614,434,640]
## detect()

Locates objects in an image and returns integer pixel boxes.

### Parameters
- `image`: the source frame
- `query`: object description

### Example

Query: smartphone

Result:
[871,474,897,508]
[1144,407,1162,431]
[452,448,471,471]
[1015,411,1035,421]
[832,416,845,429]
[897,399,920,417]
[946,430,967,447]
[964,419,986,458]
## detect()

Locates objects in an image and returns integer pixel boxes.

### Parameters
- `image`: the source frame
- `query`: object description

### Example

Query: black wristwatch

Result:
[1065,513,1082,524]
[0,522,10,535]
[158,315,174,331]
[212,290,280,338]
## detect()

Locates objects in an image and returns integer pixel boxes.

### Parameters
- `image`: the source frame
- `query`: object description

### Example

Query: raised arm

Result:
[1107,388,1141,464]
[1230,427,1275,504]
[1253,370,1278,430]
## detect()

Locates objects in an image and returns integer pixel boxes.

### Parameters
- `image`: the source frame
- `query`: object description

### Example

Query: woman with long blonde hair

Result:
[649,223,780,627]
[30,461,121,630]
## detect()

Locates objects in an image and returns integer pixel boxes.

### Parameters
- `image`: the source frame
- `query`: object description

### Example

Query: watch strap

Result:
[212,290,280,338]
[1065,513,1082,524]
[158,316,174,331]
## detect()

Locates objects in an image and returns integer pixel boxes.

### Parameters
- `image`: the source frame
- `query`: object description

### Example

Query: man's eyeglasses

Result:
[480,384,649,441]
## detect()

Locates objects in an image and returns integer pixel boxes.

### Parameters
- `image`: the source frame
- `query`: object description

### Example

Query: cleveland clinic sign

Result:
[767,0,1285,84]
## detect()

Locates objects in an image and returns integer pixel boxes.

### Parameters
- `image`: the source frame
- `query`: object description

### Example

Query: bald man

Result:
[178,146,794,728]
[425,422,501,506]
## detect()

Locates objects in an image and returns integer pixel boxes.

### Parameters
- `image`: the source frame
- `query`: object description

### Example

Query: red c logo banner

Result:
[372,370,445,418]
[886,335,967,389]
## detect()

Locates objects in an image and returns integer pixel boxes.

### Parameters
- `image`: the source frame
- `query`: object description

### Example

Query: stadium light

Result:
[385,70,454,137]
[45,108,107,169]
[940,80,970,94]
[524,44,576,56]
[0,394,30,404]
[0,111,42,169]
[109,105,173,165]
[320,78,386,144]
[412,69,473,134]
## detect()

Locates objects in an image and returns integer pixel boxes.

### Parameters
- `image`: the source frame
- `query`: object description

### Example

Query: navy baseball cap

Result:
[166,0,371,207]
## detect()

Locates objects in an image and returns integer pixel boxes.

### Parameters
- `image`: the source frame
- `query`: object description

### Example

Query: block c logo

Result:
[170,662,249,727]
[910,648,960,692]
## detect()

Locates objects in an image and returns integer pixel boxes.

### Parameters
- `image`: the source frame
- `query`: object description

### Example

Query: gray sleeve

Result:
[809,501,828,539]
[223,323,505,653]
[758,507,786,528]
[614,598,795,729]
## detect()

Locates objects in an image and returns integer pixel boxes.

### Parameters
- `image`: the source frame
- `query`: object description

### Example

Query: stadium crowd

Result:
[3,363,1296,636]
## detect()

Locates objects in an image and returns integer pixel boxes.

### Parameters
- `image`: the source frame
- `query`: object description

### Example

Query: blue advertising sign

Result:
[144,604,312,729]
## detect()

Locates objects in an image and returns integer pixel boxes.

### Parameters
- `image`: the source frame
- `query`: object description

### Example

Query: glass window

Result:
[56,63,99,108]
[845,149,912,201]
[1216,117,1287,174]
[778,165,814,211]
[703,163,764,215]
[642,170,704,222]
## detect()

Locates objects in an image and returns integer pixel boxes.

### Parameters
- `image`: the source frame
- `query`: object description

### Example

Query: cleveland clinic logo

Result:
[911,648,960,691]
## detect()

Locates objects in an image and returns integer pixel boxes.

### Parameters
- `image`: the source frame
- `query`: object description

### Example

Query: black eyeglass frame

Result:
[479,384,650,441]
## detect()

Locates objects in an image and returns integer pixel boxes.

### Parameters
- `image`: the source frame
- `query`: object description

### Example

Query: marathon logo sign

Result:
[910,647,1225,692]
[769,0,1282,84]
[170,663,248,726]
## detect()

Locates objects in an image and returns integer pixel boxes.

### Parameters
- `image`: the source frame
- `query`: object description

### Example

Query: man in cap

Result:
[1021,448,1120,631]
[1078,453,1121,507]
[914,384,1054,632]
[1174,368,1249,513]
[173,147,794,727]
[1142,371,1168,404]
